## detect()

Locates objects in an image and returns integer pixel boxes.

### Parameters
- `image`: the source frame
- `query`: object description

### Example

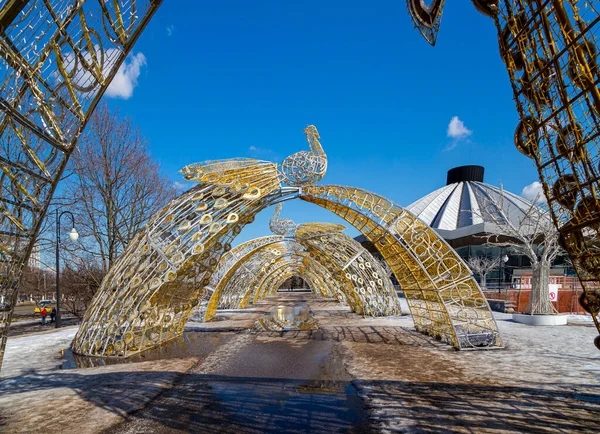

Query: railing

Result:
[481,284,590,314]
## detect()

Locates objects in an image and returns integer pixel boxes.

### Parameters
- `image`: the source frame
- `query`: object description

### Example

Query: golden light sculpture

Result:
[407,0,600,346]
[300,185,502,348]
[0,0,162,367]
[0,0,508,366]
[294,222,401,317]
[203,206,401,321]
[71,125,501,358]
[72,159,294,357]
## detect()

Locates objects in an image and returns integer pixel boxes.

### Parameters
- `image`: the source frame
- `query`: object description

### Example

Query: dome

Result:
[406,166,537,240]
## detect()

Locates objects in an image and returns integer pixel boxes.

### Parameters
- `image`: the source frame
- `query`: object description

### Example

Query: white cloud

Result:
[173,181,188,192]
[166,25,175,36]
[443,142,458,152]
[521,181,547,203]
[105,52,147,99]
[55,47,147,100]
[447,116,472,139]
[248,145,278,160]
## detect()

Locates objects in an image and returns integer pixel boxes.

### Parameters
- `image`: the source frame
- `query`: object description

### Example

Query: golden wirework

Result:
[73,125,501,357]
[0,0,163,368]
[204,206,401,321]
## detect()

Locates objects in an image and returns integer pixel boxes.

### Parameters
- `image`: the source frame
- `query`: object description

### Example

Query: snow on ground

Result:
[0,325,201,433]
[340,310,600,433]
[1,297,599,433]
[1,326,78,379]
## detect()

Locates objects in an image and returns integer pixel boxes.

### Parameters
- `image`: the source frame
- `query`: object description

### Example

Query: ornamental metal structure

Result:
[407,0,600,344]
[202,206,401,323]
[14,0,600,366]
[0,0,163,368]
[70,125,502,358]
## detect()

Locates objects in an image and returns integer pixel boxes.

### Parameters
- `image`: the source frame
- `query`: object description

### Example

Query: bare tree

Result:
[60,102,176,273]
[59,260,104,319]
[467,256,501,290]
[20,266,54,302]
[473,187,563,315]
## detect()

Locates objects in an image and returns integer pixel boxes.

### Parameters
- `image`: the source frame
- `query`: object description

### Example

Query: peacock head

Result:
[279,125,327,187]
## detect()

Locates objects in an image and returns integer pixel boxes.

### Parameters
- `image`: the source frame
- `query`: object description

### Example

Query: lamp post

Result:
[500,253,509,287]
[55,209,79,328]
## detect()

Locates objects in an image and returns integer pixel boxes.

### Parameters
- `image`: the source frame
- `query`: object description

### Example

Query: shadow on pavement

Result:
[2,370,599,433]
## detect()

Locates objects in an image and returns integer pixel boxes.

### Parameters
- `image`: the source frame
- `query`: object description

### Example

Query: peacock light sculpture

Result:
[269,203,298,236]
[279,125,328,187]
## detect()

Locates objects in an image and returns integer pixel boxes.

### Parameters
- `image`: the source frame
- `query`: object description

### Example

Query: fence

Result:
[481,280,593,314]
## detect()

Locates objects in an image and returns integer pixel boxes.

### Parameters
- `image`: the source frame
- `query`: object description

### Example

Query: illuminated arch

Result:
[71,160,295,357]
[4,0,600,370]
[300,185,502,349]
[72,165,504,358]
[237,251,348,309]
[406,0,600,344]
[204,226,399,322]
[294,223,400,317]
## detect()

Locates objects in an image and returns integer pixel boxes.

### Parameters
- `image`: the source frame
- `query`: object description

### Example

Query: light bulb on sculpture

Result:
[69,228,79,242]
[502,254,509,263]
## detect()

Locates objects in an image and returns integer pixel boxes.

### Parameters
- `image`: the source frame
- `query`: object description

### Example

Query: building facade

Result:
[357,166,571,288]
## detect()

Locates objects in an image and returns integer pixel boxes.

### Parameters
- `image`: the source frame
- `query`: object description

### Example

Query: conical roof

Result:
[406,166,537,240]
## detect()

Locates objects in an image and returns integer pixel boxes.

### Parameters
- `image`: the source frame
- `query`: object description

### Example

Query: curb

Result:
[8,325,79,340]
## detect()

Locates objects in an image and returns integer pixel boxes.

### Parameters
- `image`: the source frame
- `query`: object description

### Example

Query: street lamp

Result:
[500,253,509,286]
[55,209,79,328]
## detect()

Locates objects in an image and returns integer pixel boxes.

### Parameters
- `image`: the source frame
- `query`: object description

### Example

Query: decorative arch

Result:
[204,217,401,322]
[72,169,502,356]
[300,185,502,349]
[4,0,600,369]
[71,160,296,356]
[0,0,162,367]
[237,251,348,309]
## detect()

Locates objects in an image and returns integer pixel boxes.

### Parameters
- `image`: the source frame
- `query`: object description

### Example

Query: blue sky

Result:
[99,1,541,243]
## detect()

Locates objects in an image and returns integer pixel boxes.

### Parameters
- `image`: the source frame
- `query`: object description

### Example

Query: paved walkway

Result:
[1,293,599,433]
[106,294,373,433]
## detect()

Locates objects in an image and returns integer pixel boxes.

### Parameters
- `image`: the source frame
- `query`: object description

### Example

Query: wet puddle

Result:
[251,304,319,332]
[58,331,227,370]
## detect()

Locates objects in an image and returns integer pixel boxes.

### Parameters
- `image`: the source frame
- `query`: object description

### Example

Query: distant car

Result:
[34,300,55,313]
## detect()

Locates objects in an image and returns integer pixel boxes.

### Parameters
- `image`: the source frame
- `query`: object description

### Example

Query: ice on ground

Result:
[0,358,197,434]
[1,326,78,379]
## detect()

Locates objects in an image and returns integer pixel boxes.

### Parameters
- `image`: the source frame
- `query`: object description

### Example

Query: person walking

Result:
[41,307,47,325]
[50,308,56,324]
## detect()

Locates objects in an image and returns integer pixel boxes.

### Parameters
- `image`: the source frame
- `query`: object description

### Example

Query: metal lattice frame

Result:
[407,0,600,344]
[71,160,291,357]
[0,1,508,365]
[202,235,286,313]
[204,216,401,321]
[300,185,503,349]
[295,222,401,317]
[70,122,502,357]
[238,251,346,308]
[0,0,163,367]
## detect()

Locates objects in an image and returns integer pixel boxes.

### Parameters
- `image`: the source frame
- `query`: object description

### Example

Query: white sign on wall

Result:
[549,284,559,302]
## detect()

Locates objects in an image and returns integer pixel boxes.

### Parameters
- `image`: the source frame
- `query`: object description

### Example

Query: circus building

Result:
[357,166,581,313]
